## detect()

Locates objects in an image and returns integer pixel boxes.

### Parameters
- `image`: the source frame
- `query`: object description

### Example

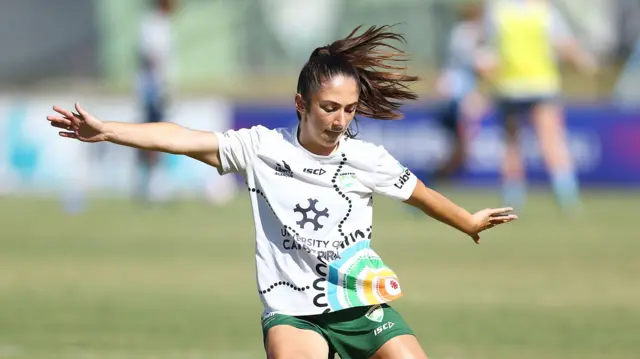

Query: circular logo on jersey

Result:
[338,172,357,188]
[384,277,402,297]
[326,240,403,311]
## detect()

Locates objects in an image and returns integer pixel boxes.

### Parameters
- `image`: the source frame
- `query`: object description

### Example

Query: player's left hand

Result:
[468,207,518,244]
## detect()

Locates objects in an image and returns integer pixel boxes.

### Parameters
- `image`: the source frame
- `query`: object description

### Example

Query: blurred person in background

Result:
[433,3,491,184]
[47,25,517,359]
[260,0,340,63]
[136,0,176,202]
[481,0,598,212]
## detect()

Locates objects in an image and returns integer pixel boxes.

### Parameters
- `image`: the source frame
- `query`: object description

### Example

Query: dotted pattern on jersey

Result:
[258,224,316,295]
[331,153,353,249]
[246,184,311,296]
[259,281,311,295]
[247,184,276,217]
[283,224,299,237]
[311,152,355,313]
[249,185,330,299]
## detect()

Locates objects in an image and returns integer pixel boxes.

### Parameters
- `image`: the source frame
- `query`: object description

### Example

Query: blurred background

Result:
[0,0,638,358]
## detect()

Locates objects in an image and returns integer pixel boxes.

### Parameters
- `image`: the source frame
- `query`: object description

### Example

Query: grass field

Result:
[0,189,638,359]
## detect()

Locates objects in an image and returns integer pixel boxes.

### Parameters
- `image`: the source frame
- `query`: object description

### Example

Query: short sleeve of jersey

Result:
[370,146,418,201]
[214,125,267,175]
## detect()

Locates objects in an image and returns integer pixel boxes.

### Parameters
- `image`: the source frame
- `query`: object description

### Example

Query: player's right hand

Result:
[47,102,108,143]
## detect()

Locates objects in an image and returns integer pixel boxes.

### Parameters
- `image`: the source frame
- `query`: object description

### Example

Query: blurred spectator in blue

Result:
[432,3,490,184]
[136,0,177,202]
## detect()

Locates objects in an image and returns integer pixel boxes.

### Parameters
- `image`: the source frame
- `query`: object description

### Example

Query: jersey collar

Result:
[294,125,344,160]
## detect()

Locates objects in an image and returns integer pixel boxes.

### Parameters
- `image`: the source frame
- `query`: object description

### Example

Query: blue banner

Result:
[233,102,640,186]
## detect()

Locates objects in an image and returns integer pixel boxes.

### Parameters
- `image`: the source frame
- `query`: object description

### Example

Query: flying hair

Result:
[296,24,419,127]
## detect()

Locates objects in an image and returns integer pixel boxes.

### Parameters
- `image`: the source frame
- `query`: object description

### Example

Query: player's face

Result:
[297,75,359,153]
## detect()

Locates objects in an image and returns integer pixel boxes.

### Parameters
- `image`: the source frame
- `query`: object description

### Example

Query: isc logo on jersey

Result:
[303,168,326,175]
[374,321,395,336]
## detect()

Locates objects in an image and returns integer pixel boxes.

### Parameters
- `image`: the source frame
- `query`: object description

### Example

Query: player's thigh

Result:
[530,100,565,136]
[530,100,567,153]
[326,304,417,359]
[265,325,330,359]
[369,334,428,359]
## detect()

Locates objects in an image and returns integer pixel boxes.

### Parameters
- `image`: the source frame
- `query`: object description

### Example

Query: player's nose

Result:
[331,110,347,130]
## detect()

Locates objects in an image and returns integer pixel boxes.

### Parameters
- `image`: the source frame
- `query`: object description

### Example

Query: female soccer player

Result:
[47,25,517,359]
[482,0,597,212]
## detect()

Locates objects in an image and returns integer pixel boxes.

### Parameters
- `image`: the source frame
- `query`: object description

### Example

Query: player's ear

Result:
[295,94,306,116]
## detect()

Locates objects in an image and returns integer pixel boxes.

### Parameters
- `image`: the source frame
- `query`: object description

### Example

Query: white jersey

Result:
[215,125,418,316]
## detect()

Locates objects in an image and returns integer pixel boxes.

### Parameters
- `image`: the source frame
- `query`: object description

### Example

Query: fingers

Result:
[489,214,518,224]
[52,105,83,128]
[489,207,514,216]
[51,122,74,131]
[75,102,89,118]
[53,105,76,119]
[470,207,518,243]
[47,115,73,129]
[50,106,84,129]
[59,131,78,139]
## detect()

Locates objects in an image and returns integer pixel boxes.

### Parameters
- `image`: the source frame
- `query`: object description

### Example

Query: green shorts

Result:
[261,304,414,359]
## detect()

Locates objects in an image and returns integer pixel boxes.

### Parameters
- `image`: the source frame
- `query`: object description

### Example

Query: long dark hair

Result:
[296,24,419,137]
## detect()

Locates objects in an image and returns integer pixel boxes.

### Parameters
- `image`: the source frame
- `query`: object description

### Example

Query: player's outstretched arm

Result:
[46,102,222,168]
[404,179,517,243]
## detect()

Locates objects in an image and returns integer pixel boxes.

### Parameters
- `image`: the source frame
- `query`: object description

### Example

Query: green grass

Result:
[0,189,638,359]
